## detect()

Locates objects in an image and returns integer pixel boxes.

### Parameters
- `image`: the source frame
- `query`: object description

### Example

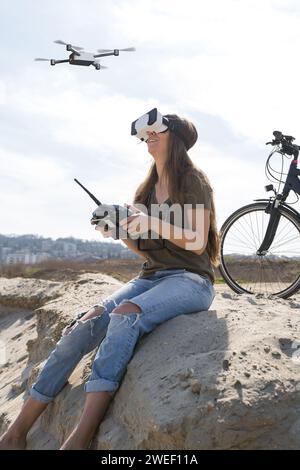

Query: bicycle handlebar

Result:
[266,130,300,155]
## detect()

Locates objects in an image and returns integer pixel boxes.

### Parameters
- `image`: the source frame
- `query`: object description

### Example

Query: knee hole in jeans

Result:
[111,300,142,315]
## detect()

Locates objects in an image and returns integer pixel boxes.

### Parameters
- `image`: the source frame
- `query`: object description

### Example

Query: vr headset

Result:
[131,108,188,148]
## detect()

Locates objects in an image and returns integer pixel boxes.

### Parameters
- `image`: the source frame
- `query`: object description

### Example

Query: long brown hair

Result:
[133,113,220,267]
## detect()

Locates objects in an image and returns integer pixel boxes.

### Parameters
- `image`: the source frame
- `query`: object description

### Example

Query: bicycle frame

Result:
[282,150,300,199]
[255,148,300,254]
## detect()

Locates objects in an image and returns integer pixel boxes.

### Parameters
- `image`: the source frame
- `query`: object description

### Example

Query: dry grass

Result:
[0,259,223,284]
[0,259,144,283]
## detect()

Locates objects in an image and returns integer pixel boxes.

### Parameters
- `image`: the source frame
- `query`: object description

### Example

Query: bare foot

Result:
[0,432,27,450]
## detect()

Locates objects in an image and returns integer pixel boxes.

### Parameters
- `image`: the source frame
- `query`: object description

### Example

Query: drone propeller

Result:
[97,47,136,52]
[54,39,84,50]
[34,58,51,61]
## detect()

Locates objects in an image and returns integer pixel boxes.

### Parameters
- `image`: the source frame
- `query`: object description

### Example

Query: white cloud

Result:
[113,0,300,143]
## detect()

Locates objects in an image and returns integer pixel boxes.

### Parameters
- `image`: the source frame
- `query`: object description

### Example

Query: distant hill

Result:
[0,233,138,265]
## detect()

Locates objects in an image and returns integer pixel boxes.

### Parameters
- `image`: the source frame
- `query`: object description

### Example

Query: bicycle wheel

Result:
[219,201,300,298]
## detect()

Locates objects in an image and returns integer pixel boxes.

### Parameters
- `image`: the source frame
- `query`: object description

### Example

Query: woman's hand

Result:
[94,204,153,239]
[120,203,152,237]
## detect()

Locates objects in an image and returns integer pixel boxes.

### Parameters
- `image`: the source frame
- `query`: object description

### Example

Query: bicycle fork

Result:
[256,198,282,255]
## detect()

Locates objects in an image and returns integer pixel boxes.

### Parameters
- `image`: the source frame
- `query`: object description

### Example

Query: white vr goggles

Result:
[131,108,188,148]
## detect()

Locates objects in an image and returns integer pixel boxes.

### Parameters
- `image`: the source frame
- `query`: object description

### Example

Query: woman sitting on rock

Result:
[0,112,220,450]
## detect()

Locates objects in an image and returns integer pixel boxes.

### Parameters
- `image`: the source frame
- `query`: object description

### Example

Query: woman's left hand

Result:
[120,203,153,237]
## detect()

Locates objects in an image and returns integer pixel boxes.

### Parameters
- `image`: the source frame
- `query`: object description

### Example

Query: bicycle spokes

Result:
[221,204,300,297]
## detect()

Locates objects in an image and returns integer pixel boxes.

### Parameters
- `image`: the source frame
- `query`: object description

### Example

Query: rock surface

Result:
[0,274,300,450]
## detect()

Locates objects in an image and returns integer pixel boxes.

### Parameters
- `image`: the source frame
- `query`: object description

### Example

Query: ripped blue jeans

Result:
[29,269,215,402]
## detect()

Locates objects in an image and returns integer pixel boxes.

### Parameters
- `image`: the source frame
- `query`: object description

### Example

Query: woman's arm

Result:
[119,204,210,256]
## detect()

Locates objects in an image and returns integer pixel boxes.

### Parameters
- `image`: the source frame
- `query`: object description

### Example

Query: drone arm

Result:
[93,51,117,59]
[69,47,81,56]
[54,59,70,64]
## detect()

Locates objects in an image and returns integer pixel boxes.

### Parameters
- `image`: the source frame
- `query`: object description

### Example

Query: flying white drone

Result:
[35,40,136,70]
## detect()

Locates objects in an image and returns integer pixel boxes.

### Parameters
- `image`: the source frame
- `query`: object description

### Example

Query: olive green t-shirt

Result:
[134,176,215,285]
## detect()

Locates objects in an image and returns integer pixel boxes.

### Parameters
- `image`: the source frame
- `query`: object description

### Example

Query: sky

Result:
[1,0,300,244]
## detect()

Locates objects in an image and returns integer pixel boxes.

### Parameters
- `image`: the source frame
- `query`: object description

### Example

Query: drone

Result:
[35,40,136,70]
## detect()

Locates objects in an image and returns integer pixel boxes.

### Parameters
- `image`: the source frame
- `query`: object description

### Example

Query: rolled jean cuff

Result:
[29,385,54,404]
[84,378,119,393]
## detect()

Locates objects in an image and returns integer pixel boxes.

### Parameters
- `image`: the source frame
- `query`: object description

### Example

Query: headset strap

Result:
[163,117,189,149]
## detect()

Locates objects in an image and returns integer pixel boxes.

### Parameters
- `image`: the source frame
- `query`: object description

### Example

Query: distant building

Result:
[6,252,33,264]
[5,251,51,265]
[63,242,77,256]
[35,252,52,263]
[1,247,12,262]
[41,240,52,251]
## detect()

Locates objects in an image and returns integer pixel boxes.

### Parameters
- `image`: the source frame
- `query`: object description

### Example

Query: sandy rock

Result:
[0,277,62,309]
[0,275,300,449]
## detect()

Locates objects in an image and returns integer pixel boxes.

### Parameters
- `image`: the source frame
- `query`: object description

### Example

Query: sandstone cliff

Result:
[0,274,300,449]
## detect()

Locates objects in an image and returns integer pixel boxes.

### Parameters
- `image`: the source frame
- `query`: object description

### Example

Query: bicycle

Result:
[219,131,300,299]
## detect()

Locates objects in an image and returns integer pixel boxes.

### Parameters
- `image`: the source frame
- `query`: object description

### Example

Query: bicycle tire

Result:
[219,201,300,298]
